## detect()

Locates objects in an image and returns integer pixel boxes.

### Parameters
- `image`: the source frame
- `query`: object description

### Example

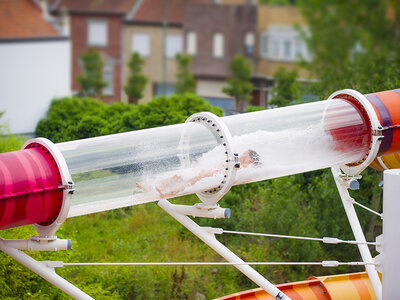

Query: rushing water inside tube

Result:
[56,99,369,217]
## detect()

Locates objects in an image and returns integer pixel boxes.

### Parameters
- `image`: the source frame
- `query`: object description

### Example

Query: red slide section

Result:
[0,143,63,230]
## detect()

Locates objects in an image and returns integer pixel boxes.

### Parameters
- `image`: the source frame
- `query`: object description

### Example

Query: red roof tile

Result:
[53,0,139,14]
[131,0,208,24]
[0,0,59,39]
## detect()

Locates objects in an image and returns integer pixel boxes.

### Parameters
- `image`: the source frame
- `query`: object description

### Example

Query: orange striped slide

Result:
[215,272,379,300]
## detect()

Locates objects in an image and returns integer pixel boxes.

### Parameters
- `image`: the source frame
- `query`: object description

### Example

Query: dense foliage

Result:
[124,52,148,104]
[36,94,223,143]
[298,0,400,96]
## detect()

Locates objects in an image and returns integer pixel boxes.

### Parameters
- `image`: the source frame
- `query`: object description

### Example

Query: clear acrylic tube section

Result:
[222,99,370,185]
[57,122,224,217]
[57,98,370,217]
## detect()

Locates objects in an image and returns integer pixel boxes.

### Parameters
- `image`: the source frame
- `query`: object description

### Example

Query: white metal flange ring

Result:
[179,112,238,206]
[22,138,73,238]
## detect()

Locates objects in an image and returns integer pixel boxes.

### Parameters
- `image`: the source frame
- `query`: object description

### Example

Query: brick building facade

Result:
[183,3,258,112]
[51,0,139,103]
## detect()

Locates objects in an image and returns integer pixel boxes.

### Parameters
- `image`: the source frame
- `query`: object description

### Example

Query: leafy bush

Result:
[36,94,223,142]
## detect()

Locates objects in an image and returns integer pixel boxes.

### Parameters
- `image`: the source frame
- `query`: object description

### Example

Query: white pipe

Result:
[157,199,291,300]
[0,240,93,300]
[382,169,400,299]
[62,261,375,266]
[0,238,71,251]
[170,204,230,219]
[331,166,382,300]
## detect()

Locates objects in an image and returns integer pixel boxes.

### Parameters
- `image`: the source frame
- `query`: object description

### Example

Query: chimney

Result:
[39,0,50,20]
[60,6,70,36]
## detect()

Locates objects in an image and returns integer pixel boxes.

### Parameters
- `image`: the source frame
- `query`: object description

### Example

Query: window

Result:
[244,32,255,55]
[213,32,224,58]
[264,25,311,62]
[283,40,292,59]
[154,83,175,96]
[165,34,183,58]
[132,33,150,57]
[204,97,235,116]
[88,20,108,46]
[187,31,197,56]
[272,40,280,58]
[295,38,304,58]
[103,66,113,96]
[260,32,268,58]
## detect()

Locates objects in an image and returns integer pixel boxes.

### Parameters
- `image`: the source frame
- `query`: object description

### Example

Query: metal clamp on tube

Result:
[181,112,238,207]
[328,89,383,176]
[22,138,74,238]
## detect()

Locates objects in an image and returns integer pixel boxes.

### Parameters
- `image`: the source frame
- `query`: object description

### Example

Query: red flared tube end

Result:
[0,144,63,230]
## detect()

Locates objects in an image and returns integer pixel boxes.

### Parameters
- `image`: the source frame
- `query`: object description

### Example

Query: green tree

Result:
[175,53,196,94]
[222,55,254,112]
[298,0,400,97]
[269,67,301,107]
[77,49,108,97]
[124,52,148,104]
[297,0,399,259]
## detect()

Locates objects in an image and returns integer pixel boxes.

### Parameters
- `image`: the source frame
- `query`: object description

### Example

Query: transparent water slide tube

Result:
[57,98,369,218]
[57,122,223,217]
[222,99,370,186]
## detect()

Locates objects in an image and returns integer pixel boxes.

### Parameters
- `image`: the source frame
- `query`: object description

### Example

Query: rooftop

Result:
[51,0,139,15]
[129,0,209,25]
[0,0,59,39]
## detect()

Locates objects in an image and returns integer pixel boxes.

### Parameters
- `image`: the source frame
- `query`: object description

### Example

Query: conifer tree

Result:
[124,52,148,104]
[175,53,196,95]
[222,55,253,112]
[77,49,107,97]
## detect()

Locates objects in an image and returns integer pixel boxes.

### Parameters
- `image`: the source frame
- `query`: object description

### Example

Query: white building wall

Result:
[0,39,71,135]
[196,79,228,98]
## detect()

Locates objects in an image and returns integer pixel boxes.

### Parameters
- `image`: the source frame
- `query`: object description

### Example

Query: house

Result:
[0,0,71,135]
[123,0,212,103]
[50,0,140,103]
[256,5,312,102]
[183,2,258,113]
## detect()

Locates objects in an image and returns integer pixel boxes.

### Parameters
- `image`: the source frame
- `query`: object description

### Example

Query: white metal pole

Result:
[382,169,400,299]
[0,240,93,300]
[331,166,382,300]
[157,199,291,300]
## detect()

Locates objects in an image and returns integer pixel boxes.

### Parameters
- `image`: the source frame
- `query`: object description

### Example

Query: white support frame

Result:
[381,169,400,299]
[157,199,291,300]
[0,238,93,299]
[331,166,382,300]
